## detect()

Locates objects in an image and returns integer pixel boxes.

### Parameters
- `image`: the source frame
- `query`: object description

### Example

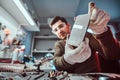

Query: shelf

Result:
[40,23,50,28]
[32,50,55,53]
[34,35,58,39]
[40,23,49,26]
[31,23,57,57]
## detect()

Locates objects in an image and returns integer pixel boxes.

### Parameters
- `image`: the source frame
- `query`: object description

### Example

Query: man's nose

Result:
[58,29,62,33]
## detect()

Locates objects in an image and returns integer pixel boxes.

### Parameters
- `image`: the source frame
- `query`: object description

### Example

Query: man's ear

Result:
[66,23,71,33]
[67,23,71,29]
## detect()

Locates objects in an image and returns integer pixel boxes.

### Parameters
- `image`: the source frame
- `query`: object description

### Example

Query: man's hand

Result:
[64,37,91,64]
[88,2,110,34]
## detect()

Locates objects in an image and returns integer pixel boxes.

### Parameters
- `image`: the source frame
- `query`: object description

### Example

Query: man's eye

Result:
[54,29,57,32]
[59,25,64,28]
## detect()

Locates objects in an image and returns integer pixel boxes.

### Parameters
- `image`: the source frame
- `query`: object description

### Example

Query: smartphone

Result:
[68,14,90,47]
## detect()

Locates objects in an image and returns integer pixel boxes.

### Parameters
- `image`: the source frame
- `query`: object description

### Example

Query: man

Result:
[49,2,120,73]
[11,37,25,63]
[0,25,13,58]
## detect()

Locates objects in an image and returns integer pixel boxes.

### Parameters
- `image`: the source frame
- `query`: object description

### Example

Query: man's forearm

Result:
[94,27,120,60]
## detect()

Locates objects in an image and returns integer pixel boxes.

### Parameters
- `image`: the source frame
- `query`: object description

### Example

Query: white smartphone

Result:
[68,14,90,47]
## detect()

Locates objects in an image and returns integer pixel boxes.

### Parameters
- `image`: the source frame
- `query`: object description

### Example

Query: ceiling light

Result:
[13,0,35,25]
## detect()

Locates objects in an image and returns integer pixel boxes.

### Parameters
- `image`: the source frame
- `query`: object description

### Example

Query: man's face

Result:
[51,20,70,39]
[4,29,11,35]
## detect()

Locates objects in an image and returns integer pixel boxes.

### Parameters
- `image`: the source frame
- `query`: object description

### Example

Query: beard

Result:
[58,31,67,40]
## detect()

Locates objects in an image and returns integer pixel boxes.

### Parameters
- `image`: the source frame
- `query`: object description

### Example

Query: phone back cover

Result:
[68,14,90,47]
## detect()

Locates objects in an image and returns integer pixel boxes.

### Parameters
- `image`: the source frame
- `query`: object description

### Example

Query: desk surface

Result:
[0,60,120,80]
[0,71,120,80]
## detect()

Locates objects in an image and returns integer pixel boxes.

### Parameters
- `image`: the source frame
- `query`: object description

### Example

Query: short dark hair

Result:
[90,2,95,7]
[49,16,68,28]
[12,37,22,45]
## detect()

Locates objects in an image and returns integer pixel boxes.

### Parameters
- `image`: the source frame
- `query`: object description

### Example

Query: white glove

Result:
[88,2,110,34]
[64,37,91,64]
